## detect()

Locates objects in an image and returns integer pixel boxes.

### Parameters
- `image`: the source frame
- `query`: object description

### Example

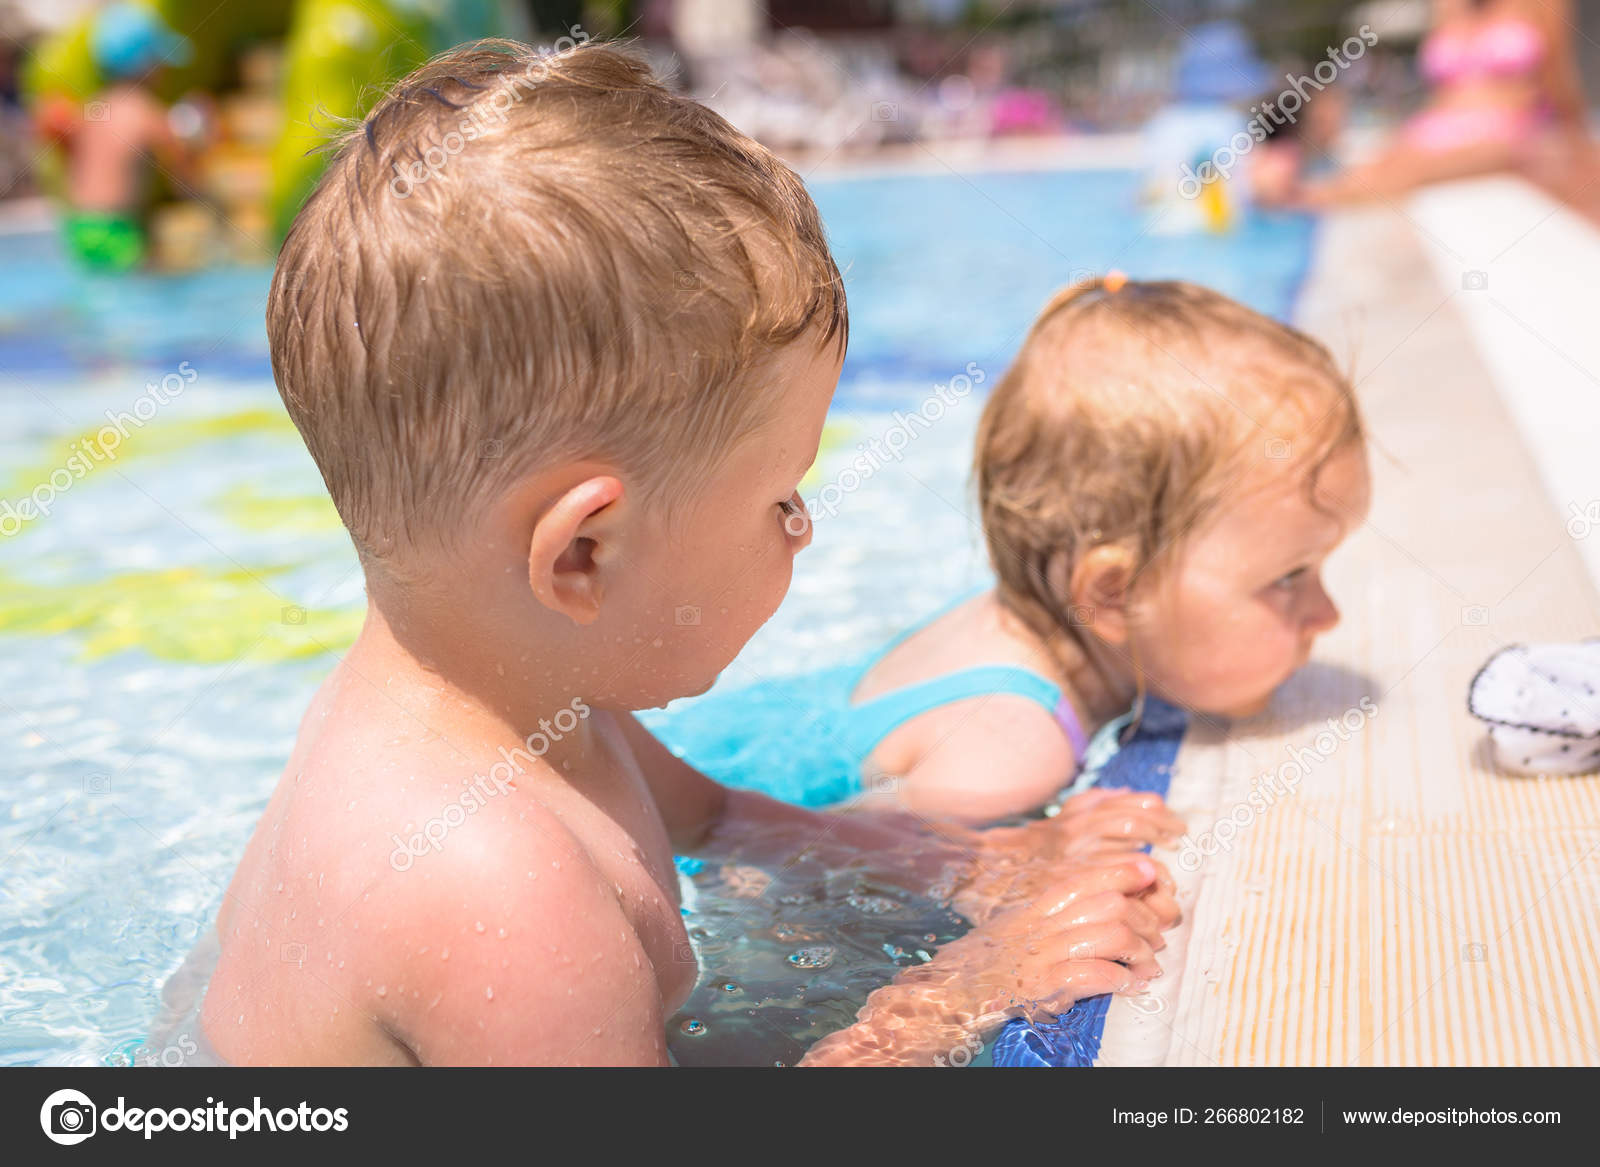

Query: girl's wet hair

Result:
[975,275,1364,677]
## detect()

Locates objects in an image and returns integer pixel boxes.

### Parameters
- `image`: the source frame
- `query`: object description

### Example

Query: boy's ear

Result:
[526,475,626,625]
[1066,544,1138,646]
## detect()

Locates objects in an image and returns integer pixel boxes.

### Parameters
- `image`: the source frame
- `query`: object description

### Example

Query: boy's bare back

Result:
[206,644,696,1065]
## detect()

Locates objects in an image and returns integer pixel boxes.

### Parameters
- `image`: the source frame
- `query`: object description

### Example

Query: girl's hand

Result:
[943,854,1173,1009]
[943,791,1184,924]
[1053,787,1188,856]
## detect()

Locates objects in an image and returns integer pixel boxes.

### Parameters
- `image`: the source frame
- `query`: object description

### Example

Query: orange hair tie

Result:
[1103,270,1128,294]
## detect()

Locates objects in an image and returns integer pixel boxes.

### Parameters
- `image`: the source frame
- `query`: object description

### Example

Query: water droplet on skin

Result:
[680,1018,707,1036]
[376,985,387,998]
[485,986,494,1000]
[552,860,561,870]
[275,882,283,893]
[475,921,485,933]
[440,948,450,961]
[497,928,507,939]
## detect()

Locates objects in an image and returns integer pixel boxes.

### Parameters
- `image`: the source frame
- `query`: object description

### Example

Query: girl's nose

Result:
[1304,578,1340,635]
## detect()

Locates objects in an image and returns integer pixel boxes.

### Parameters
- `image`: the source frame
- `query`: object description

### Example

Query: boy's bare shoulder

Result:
[298,716,674,1065]
[375,800,669,1065]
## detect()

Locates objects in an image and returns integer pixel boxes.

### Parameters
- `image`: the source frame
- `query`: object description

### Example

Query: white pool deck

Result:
[1103,177,1600,1066]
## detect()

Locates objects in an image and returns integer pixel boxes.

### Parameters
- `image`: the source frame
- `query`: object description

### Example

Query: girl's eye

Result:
[1273,567,1308,591]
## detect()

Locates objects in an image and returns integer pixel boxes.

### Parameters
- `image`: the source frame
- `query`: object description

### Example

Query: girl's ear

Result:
[1067,544,1138,646]
[526,475,625,625]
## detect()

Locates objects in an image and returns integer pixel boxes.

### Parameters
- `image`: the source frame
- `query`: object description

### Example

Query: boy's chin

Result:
[634,669,722,710]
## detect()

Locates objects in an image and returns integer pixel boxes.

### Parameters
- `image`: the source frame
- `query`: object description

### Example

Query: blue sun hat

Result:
[91,3,193,80]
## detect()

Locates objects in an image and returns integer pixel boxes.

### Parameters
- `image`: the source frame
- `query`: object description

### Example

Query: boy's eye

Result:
[1272,567,1307,591]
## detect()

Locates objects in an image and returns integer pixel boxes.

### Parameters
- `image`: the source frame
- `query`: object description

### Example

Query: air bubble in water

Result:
[787,945,835,970]
[845,892,901,915]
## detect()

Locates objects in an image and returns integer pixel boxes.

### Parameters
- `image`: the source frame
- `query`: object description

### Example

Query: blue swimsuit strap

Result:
[841,665,1072,760]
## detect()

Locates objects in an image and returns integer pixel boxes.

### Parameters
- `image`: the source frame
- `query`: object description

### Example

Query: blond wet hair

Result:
[267,39,846,566]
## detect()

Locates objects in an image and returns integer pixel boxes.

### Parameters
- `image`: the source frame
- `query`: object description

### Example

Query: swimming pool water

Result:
[0,167,1314,1066]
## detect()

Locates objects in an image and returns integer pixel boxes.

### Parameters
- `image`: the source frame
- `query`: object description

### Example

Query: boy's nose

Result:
[792,510,815,552]
[784,496,814,552]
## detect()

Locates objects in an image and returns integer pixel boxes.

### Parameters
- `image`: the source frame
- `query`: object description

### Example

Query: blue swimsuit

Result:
[641,598,1093,808]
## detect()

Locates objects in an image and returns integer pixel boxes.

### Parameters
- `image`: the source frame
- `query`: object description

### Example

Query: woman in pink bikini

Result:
[1302,0,1590,205]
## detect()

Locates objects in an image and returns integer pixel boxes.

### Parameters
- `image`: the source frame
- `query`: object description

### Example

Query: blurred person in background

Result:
[35,3,201,271]
[1298,0,1593,206]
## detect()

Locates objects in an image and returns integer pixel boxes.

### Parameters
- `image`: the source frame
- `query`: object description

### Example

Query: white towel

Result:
[1468,641,1600,775]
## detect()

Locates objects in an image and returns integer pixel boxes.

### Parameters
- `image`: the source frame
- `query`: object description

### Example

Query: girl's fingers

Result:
[1039,888,1165,948]
[1077,807,1188,845]
[1033,959,1143,1014]
[1139,882,1183,929]
[1037,856,1158,915]
[1059,789,1168,820]
[1055,787,1121,816]
[1059,921,1160,979]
